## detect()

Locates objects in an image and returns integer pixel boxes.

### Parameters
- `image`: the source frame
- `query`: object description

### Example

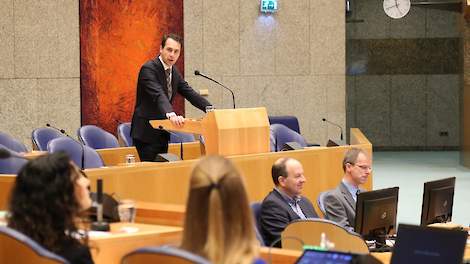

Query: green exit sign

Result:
[260,0,278,13]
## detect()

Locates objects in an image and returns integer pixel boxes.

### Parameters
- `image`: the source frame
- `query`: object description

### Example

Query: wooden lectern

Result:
[150,107,270,156]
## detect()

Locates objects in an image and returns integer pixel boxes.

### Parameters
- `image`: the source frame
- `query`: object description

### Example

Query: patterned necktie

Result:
[165,68,172,99]
[292,198,307,219]
[355,189,361,202]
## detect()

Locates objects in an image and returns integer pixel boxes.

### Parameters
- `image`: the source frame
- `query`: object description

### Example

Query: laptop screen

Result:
[391,224,467,264]
[295,249,354,264]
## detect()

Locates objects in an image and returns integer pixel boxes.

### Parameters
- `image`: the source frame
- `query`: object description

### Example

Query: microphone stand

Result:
[159,126,184,160]
[46,123,85,170]
[194,70,236,109]
[321,118,344,141]
[90,178,110,231]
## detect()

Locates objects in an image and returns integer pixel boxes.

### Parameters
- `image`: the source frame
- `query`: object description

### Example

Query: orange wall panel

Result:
[80,0,184,135]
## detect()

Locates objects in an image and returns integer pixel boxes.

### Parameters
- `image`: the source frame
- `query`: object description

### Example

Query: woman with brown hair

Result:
[181,155,263,264]
[7,152,94,264]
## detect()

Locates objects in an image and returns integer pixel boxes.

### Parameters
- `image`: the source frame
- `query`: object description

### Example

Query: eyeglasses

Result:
[354,164,372,171]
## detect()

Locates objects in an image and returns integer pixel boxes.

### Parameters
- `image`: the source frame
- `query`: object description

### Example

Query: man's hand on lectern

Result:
[169,115,185,127]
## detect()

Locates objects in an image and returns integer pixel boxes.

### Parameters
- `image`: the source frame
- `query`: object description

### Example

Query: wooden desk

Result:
[1,128,371,215]
[262,245,470,264]
[0,175,15,210]
[90,222,182,264]
[95,143,202,166]
[84,129,372,214]
[135,201,185,227]
[22,151,47,159]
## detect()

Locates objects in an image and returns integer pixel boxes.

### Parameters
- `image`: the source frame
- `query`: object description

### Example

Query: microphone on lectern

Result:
[194,70,236,109]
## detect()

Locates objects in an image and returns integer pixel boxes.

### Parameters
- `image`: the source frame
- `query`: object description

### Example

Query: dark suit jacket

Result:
[260,189,318,248]
[58,242,94,264]
[130,57,210,144]
[324,182,356,232]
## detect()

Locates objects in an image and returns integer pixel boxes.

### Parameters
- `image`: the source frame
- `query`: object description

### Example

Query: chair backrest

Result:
[270,124,307,152]
[281,219,369,254]
[121,246,211,264]
[32,127,65,151]
[0,144,28,174]
[83,145,104,169]
[47,137,83,167]
[268,116,301,134]
[170,132,196,143]
[250,202,265,246]
[117,123,133,147]
[77,125,119,149]
[47,137,103,169]
[0,131,28,153]
[0,226,68,264]
[317,191,330,216]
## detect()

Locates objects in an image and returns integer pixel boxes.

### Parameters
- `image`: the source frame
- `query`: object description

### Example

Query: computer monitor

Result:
[391,224,467,264]
[420,177,455,226]
[354,187,399,245]
[295,248,382,264]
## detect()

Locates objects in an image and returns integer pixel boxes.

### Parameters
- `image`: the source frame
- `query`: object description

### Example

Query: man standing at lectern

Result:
[131,33,211,161]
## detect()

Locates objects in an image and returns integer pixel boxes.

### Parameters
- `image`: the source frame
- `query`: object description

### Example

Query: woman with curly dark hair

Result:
[7,152,94,264]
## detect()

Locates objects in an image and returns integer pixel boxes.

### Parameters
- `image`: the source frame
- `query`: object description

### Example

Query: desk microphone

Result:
[0,147,28,160]
[91,178,110,231]
[194,70,236,109]
[46,123,85,169]
[158,125,184,160]
[322,118,344,141]
[46,123,69,137]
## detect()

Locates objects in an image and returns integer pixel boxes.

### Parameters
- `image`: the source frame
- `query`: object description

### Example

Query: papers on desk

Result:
[87,225,140,238]
[88,231,112,238]
[119,226,139,233]
[0,211,7,226]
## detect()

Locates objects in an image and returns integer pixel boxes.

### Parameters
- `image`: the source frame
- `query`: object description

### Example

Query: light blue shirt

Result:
[342,179,360,202]
[274,187,307,219]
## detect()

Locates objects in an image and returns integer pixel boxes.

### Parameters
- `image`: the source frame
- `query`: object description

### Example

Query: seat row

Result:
[0,116,309,172]
[0,226,210,264]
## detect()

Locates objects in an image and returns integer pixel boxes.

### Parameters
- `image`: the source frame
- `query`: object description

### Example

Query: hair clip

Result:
[209,182,220,190]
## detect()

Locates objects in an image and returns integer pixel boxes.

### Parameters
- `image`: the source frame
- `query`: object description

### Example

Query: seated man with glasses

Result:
[324,148,372,232]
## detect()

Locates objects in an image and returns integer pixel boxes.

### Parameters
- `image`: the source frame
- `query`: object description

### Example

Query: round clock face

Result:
[383,0,411,19]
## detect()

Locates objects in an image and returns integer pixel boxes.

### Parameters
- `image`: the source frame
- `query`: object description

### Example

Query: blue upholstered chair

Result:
[169,132,196,143]
[83,145,104,169]
[317,191,330,216]
[117,122,133,147]
[268,116,301,134]
[0,144,28,174]
[0,226,68,264]
[269,124,307,152]
[77,125,120,149]
[250,202,265,246]
[0,131,28,153]
[47,137,103,169]
[121,246,211,264]
[32,127,65,151]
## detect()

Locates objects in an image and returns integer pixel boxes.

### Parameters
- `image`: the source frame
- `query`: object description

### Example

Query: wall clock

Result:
[383,0,411,19]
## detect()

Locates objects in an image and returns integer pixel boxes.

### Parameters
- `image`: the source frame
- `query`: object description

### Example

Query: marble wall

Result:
[0,0,80,148]
[346,0,462,149]
[460,13,470,166]
[183,0,346,145]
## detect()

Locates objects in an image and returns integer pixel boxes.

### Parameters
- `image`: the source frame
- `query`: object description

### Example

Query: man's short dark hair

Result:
[271,157,291,185]
[161,33,183,48]
[342,148,367,171]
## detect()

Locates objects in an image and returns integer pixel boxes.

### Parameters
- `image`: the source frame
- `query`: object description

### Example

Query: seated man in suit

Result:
[260,157,318,247]
[324,148,371,232]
